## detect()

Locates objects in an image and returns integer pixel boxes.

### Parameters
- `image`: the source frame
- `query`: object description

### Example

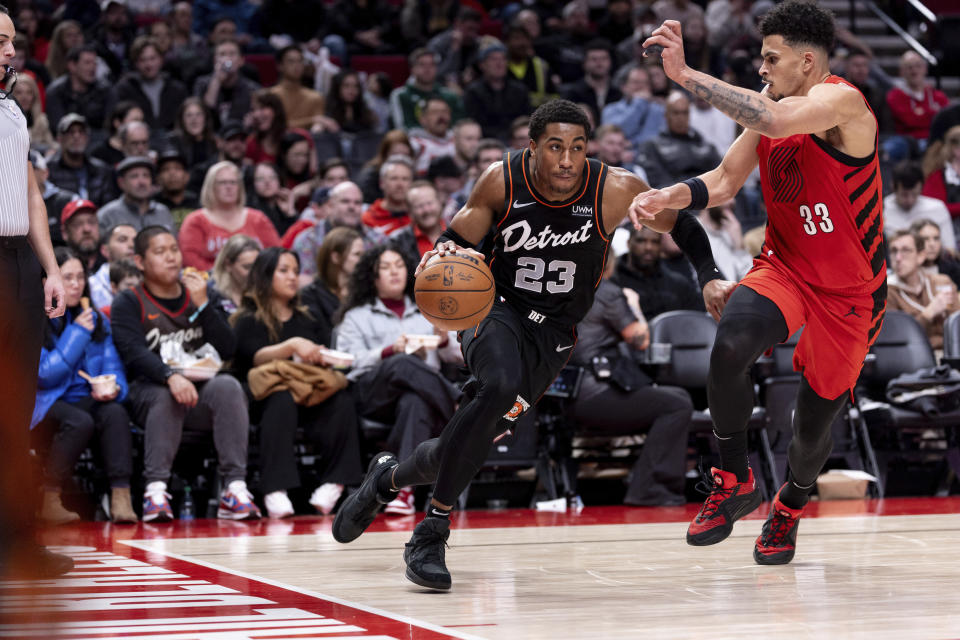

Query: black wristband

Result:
[436,227,475,250]
[681,177,709,210]
[670,211,722,288]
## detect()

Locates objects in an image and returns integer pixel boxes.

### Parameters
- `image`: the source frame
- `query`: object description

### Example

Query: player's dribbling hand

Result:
[628,189,668,229]
[702,279,737,321]
[642,20,688,82]
[415,242,486,277]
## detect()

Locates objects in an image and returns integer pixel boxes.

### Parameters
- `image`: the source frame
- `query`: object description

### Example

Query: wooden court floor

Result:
[2,498,959,639]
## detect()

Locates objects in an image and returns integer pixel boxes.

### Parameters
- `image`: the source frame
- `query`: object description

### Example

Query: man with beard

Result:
[391,180,446,261]
[61,199,104,273]
[97,157,175,234]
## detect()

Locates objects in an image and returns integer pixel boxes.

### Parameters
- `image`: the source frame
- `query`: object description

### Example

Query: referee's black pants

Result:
[0,237,46,564]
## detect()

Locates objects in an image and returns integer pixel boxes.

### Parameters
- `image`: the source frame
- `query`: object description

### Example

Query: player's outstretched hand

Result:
[703,279,737,321]
[415,242,486,277]
[642,20,687,82]
[628,189,669,229]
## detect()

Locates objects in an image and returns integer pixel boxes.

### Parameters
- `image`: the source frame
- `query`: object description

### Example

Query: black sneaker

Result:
[403,517,451,590]
[332,452,398,543]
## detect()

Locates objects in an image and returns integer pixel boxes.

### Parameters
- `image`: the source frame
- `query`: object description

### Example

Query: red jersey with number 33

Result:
[756,75,885,295]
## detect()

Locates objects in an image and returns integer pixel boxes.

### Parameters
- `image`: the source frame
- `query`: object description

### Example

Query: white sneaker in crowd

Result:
[309,483,344,515]
[264,490,295,519]
[383,487,415,516]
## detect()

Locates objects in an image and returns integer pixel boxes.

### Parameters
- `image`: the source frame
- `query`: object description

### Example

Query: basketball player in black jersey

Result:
[333,99,735,590]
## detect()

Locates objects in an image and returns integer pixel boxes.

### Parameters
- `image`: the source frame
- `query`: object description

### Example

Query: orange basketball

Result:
[415,253,495,331]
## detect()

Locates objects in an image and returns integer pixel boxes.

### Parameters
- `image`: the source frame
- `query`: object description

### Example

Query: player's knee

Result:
[475,369,520,414]
[414,438,442,476]
[710,327,756,378]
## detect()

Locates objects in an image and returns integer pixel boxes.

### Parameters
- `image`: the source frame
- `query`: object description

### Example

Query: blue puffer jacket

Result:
[31,310,129,429]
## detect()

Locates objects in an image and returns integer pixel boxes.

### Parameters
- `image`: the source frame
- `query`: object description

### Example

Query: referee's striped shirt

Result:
[0,92,30,237]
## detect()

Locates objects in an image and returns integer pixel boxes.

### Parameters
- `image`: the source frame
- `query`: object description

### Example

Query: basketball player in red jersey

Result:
[633,0,885,565]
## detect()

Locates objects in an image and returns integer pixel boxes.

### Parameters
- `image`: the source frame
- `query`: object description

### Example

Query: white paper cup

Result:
[90,374,117,396]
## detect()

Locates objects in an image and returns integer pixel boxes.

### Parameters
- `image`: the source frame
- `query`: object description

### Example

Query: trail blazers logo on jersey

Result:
[501,219,593,253]
[768,144,803,202]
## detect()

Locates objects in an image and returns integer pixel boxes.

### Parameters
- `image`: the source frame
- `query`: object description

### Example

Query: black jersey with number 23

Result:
[490,149,611,327]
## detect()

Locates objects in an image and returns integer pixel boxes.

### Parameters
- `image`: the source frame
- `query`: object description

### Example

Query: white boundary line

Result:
[119,539,488,640]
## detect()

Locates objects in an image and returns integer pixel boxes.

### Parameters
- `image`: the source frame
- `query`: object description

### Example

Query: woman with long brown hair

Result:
[245,89,288,164]
[300,226,364,330]
[232,247,362,518]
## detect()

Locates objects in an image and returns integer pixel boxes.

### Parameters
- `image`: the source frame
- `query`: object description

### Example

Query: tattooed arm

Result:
[643,20,866,140]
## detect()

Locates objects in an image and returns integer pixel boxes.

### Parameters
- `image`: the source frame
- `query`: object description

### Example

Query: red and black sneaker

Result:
[686,467,762,546]
[754,485,804,565]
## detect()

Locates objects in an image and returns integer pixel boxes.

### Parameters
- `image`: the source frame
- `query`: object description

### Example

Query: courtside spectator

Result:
[209,235,261,317]
[335,245,462,516]
[300,227,364,329]
[232,248,363,517]
[32,248,135,525]
[112,226,260,522]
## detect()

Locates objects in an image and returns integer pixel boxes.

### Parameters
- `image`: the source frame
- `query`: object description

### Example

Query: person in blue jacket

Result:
[32,247,137,524]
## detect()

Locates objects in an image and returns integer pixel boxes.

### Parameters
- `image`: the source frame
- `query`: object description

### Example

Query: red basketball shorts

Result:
[739,256,885,400]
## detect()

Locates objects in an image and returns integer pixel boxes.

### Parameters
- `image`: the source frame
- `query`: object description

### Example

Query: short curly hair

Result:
[529,99,591,143]
[336,242,417,324]
[758,0,835,54]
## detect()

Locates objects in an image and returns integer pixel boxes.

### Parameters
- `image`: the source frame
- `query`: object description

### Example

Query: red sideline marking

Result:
[1,539,477,639]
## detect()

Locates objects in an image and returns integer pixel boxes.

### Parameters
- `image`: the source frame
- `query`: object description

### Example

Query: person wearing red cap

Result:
[61,199,103,273]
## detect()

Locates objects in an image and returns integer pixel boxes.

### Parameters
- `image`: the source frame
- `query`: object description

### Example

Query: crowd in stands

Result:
[20,0,959,524]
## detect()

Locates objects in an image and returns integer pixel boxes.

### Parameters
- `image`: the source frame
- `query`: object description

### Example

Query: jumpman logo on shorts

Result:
[845,306,861,318]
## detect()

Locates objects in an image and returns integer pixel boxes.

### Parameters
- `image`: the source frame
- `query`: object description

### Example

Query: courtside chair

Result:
[648,310,779,500]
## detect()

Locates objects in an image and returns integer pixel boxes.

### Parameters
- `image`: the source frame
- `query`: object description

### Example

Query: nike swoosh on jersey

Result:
[513,200,534,208]
[556,344,573,352]
[147,313,160,320]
